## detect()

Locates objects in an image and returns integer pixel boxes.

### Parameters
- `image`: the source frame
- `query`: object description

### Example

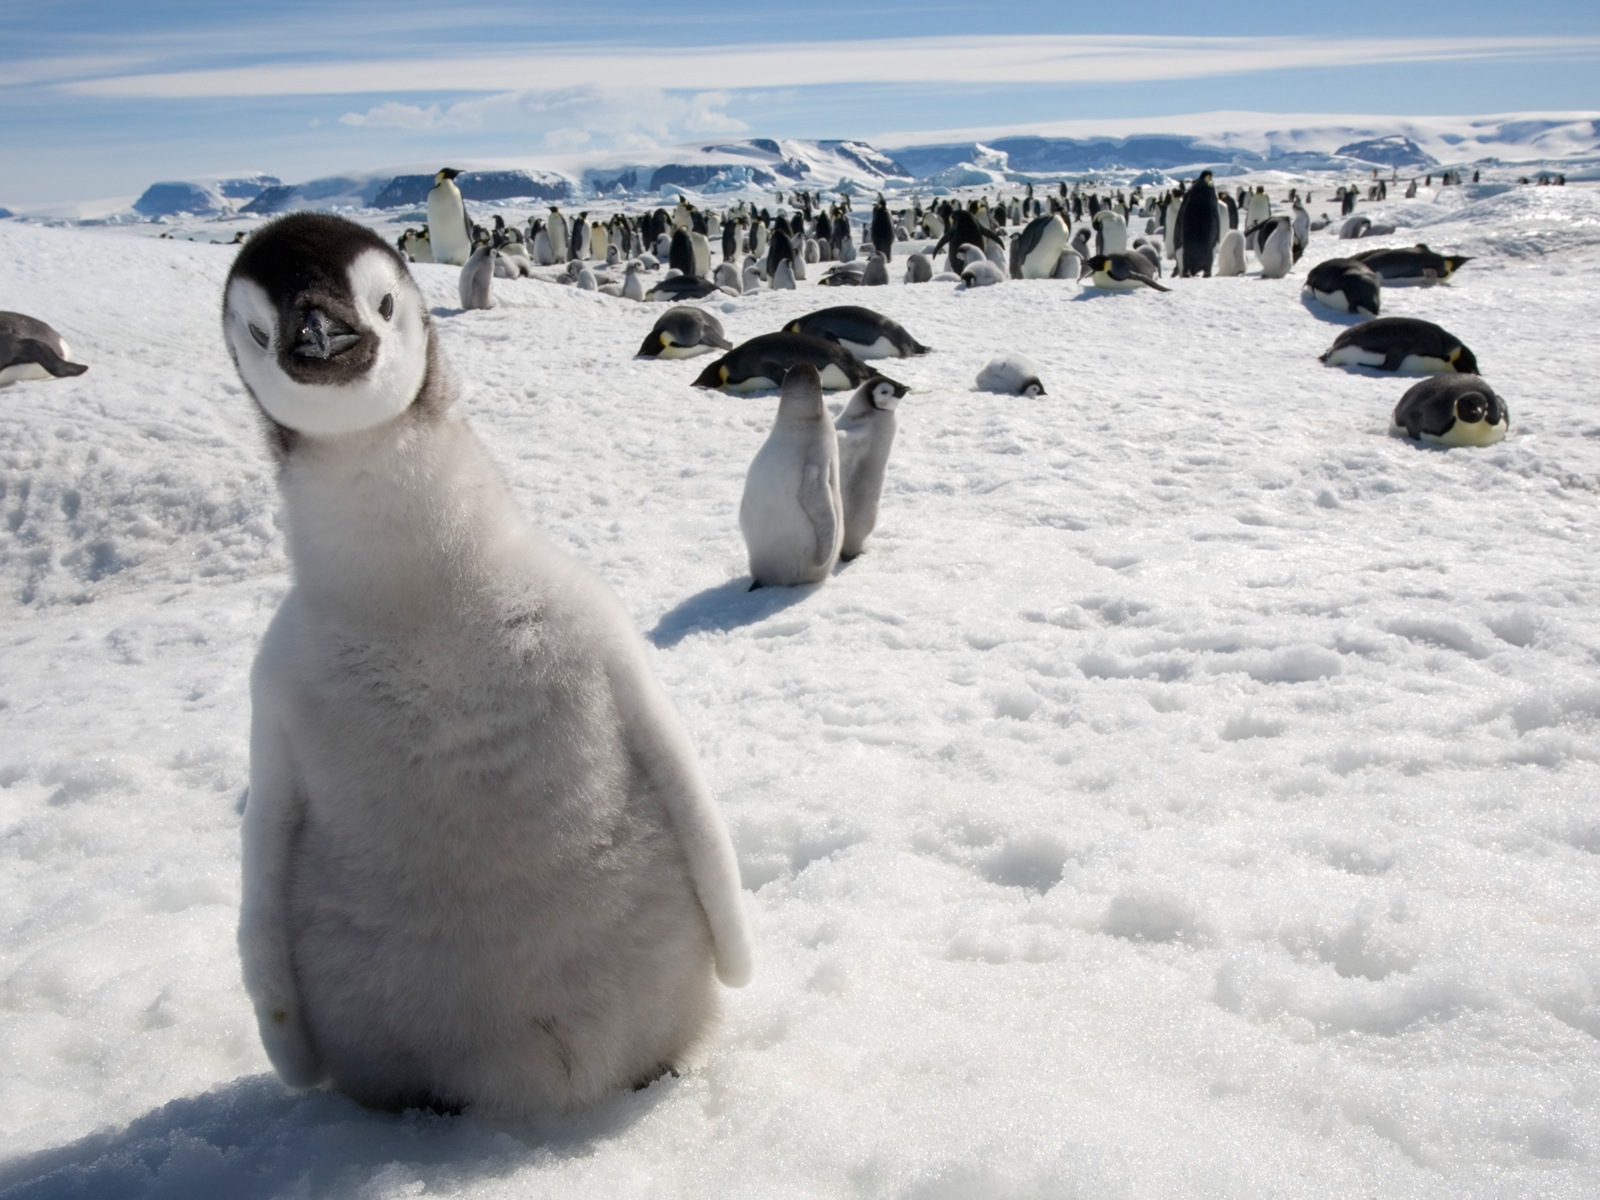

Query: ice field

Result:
[2,176,1599,1198]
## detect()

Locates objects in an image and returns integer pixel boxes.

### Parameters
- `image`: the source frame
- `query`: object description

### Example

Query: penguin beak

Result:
[293,308,361,360]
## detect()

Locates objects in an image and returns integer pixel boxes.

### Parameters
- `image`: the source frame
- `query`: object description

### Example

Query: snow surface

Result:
[3,178,1600,1199]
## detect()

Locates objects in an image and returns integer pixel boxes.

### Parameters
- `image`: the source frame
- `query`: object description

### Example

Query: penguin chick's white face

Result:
[868,380,904,411]
[223,217,428,438]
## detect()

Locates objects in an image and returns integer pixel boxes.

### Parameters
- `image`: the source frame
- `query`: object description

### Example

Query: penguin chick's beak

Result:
[294,309,361,360]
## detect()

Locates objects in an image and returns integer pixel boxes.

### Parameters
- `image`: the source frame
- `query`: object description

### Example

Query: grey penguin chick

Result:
[976,354,1046,397]
[221,213,752,1119]
[0,311,89,386]
[739,364,844,588]
[458,245,496,310]
[834,376,908,560]
[1391,374,1508,447]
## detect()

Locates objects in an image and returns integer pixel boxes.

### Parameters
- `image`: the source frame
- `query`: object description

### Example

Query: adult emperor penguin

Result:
[426,169,473,267]
[1304,258,1381,316]
[693,332,892,393]
[1319,317,1479,374]
[1081,253,1171,293]
[786,305,929,359]
[220,213,752,1119]
[0,311,88,386]
[1010,213,1069,279]
[1391,375,1508,447]
[870,195,895,260]
[740,365,844,588]
[1093,209,1127,255]
[1176,170,1220,277]
[1348,244,1471,284]
[834,375,908,560]
[637,306,734,358]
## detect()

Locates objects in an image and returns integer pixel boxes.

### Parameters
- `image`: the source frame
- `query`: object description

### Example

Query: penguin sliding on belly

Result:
[1320,318,1478,375]
[0,311,88,386]
[637,306,734,358]
[785,305,930,359]
[220,213,751,1120]
[1080,253,1170,293]
[1391,375,1508,446]
[1304,258,1381,316]
[693,332,898,393]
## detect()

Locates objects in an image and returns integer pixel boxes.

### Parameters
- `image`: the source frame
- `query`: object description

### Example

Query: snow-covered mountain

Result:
[22,113,1599,223]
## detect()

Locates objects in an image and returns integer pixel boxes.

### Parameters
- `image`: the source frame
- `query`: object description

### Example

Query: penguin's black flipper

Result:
[12,339,89,377]
[1137,276,1172,294]
[1382,346,1408,371]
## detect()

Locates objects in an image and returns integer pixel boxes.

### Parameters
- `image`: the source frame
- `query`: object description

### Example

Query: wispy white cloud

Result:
[337,86,748,147]
[54,34,1600,99]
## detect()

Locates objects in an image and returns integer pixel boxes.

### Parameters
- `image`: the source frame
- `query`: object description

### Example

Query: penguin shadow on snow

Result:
[649,575,816,648]
[0,1072,670,1199]
[1298,292,1369,326]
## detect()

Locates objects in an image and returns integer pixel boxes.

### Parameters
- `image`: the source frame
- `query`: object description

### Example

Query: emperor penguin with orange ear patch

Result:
[222,212,752,1120]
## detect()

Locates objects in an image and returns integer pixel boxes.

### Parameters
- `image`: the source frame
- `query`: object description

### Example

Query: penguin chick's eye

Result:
[378,293,395,321]
[248,323,269,349]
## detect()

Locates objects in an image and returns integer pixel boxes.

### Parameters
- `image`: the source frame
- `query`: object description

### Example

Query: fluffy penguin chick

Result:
[739,364,844,588]
[834,376,907,560]
[458,245,496,310]
[976,354,1046,397]
[221,213,752,1119]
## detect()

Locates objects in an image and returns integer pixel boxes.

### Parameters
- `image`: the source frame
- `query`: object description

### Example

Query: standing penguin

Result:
[1215,230,1247,276]
[740,364,844,588]
[870,195,895,260]
[220,213,752,1120]
[426,168,473,267]
[1176,170,1220,278]
[459,245,497,310]
[834,376,907,560]
[1256,217,1295,279]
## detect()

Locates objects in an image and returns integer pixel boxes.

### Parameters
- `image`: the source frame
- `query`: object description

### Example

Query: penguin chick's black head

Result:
[223,213,434,443]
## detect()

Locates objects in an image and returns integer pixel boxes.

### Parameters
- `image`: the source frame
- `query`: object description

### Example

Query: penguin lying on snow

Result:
[1320,317,1478,374]
[1391,375,1508,447]
[637,307,733,358]
[785,306,929,359]
[0,312,88,386]
[1349,244,1471,285]
[1304,258,1381,316]
[693,332,898,393]
[647,275,723,302]
[220,213,751,1120]
[1080,253,1170,293]
[976,355,1045,397]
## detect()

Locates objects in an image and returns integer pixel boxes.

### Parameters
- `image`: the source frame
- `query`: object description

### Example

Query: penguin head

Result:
[223,213,431,443]
[434,168,461,183]
[1443,255,1472,276]
[1452,345,1480,375]
[864,376,909,411]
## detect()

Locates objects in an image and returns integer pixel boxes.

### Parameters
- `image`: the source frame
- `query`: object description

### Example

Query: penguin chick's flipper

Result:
[799,461,840,571]
[15,338,89,377]
[604,648,754,988]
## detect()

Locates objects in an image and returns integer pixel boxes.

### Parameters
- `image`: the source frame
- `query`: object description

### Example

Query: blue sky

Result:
[3,1,1598,206]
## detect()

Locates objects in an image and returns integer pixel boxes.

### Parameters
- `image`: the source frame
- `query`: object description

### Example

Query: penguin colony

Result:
[5,162,1515,1122]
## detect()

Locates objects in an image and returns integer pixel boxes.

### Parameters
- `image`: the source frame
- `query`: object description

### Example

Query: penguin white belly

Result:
[1308,286,1363,313]
[723,373,781,393]
[427,187,472,267]
[1396,354,1456,374]
[1090,270,1141,291]
[262,587,717,1114]
[1321,345,1387,369]
[1019,222,1068,279]
[658,342,716,359]
[0,363,52,386]
[817,364,855,390]
[838,336,898,360]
